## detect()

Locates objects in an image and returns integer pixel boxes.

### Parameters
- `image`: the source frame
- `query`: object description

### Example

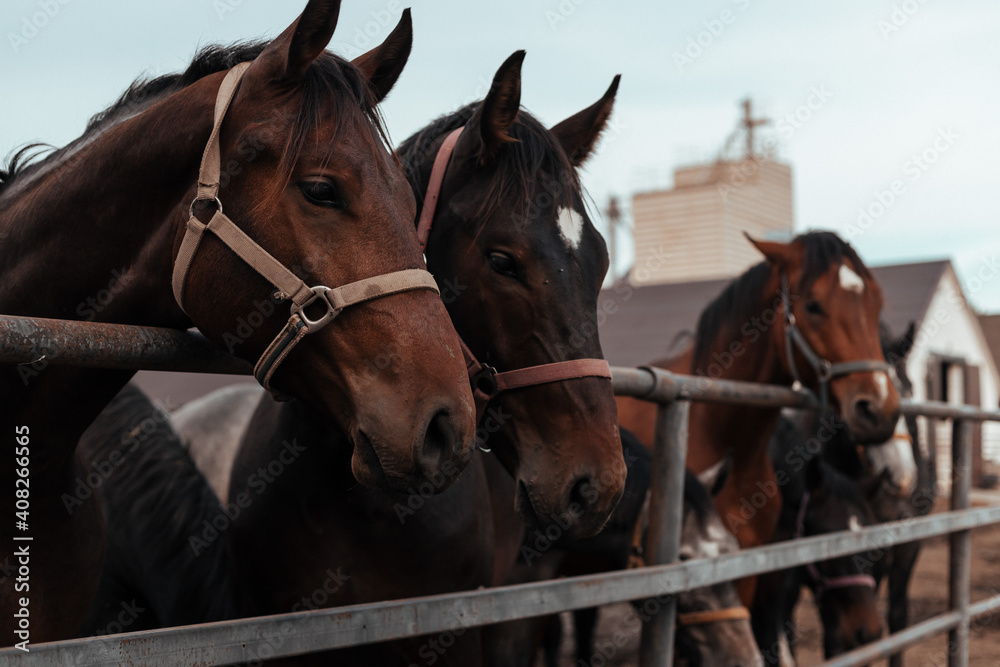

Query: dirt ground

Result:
[538,499,1000,666]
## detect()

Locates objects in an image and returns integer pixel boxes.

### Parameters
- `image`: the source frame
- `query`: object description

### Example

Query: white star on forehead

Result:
[556,207,583,250]
[839,263,865,293]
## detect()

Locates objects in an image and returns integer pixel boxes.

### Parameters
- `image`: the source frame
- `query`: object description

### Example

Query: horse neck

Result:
[0,78,218,475]
[0,77,218,327]
[687,307,788,472]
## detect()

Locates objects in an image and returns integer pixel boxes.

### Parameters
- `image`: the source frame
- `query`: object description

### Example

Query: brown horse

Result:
[169,53,625,664]
[617,232,900,603]
[0,1,475,644]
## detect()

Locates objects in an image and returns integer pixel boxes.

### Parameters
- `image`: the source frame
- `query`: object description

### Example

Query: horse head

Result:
[399,52,625,537]
[747,232,900,444]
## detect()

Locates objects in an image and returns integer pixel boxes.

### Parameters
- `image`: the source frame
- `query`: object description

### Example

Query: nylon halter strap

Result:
[794,492,877,600]
[780,274,891,408]
[172,63,441,395]
[416,125,612,425]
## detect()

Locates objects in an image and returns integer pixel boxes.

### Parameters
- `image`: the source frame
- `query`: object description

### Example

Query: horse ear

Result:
[550,75,621,167]
[470,50,525,160]
[745,233,797,269]
[251,0,342,85]
[893,321,917,360]
[698,454,732,497]
[351,9,412,103]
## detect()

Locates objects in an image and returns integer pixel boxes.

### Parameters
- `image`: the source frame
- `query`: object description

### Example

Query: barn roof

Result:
[598,259,951,367]
[980,314,1000,375]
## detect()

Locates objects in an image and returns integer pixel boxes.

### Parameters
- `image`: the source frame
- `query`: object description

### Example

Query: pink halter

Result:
[795,491,877,599]
[416,126,612,424]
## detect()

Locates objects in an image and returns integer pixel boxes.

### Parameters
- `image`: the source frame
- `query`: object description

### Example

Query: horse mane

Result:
[396,103,580,230]
[692,231,874,372]
[78,384,236,632]
[1,41,388,199]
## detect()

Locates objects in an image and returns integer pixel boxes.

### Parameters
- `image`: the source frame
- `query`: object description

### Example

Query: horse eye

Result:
[806,300,824,316]
[487,252,518,279]
[298,180,347,210]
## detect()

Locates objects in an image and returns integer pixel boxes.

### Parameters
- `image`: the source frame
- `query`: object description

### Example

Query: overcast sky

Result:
[3,0,998,312]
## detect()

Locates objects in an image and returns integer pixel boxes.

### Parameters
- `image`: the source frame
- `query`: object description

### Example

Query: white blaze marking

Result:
[839,264,865,293]
[849,515,863,533]
[875,372,890,401]
[556,207,584,249]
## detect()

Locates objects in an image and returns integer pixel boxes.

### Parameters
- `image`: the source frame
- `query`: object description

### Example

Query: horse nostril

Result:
[854,398,879,426]
[570,476,594,509]
[417,409,457,475]
[855,624,881,646]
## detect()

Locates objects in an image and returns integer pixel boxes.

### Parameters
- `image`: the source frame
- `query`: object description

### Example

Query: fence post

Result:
[639,400,689,667]
[948,419,971,667]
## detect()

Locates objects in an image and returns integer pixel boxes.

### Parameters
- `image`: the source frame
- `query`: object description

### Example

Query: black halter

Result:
[781,274,891,409]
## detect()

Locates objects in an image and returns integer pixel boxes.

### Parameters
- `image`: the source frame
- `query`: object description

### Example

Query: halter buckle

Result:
[290,286,341,332]
[189,196,223,219]
[472,364,499,397]
[816,359,833,382]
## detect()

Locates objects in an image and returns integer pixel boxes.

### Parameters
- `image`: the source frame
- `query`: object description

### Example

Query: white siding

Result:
[906,266,1000,493]
[631,160,793,285]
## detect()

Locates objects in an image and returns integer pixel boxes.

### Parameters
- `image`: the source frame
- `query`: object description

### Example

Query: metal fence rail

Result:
[4,507,1000,666]
[2,318,999,666]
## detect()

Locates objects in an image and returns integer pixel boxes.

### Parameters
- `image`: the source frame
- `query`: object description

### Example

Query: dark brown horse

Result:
[753,417,883,664]
[617,232,900,603]
[170,53,625,664]
[0,1,475,644]
[817,321,931,667]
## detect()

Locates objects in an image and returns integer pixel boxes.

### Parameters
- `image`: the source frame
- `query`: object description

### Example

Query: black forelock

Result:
[796,230,872,292]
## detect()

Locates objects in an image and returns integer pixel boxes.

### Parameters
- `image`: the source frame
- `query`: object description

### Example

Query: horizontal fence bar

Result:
[610,365,820,410]
[7,506,999,666]
[0,314,252,375]
[2,314,998,422]
[609,366,1000,422]
[818,593,1000,667]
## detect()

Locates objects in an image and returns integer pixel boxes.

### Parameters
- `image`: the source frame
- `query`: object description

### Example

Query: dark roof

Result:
[980,314,1000,374]
[599,259,951,367]
[868,260,949,336]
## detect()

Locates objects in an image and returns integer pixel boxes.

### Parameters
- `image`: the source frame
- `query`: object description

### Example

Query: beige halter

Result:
[172,62,440,394]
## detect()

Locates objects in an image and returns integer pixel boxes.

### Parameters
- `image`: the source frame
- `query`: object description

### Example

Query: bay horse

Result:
[0,1,476,644]
[486,428,762,667]
[753,416,883,665]
[616,232,900,602]
[139,52,624,664]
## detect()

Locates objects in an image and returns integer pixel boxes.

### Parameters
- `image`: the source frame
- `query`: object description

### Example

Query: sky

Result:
[2,0,999,312]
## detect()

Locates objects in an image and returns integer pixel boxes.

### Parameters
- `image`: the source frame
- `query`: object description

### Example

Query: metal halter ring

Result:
[189,196,223,219]
[815,359,833,382]
[472,364,500,398]
[289,285,341,331]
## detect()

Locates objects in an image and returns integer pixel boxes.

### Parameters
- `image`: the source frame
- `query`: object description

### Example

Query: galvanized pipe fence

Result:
[1,317,999,666]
